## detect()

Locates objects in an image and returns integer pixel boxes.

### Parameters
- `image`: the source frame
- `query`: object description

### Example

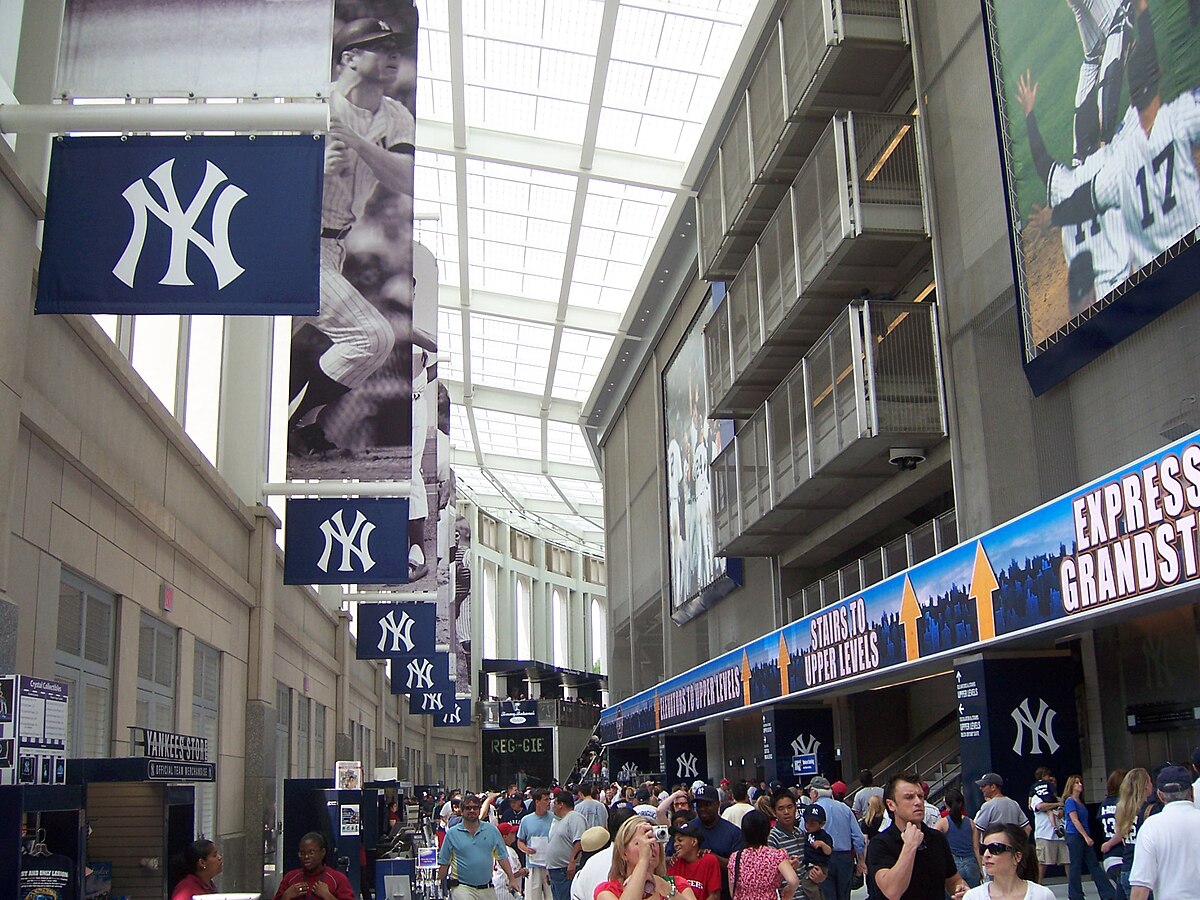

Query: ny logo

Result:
[791,734,821,757]
[420,692,443,712]
[1011,698,1059,755]
[443,704,463,725]
[1142,635,1171,688]
[317,509,376,574]
[675,752,699,779]
[377,610,415,653]
[113,158,246,289]
[617,761,640,782]
[406,658,434,690]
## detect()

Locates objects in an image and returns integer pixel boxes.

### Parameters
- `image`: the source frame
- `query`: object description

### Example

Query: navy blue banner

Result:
[355,602,436,660]
[659,734,708,784]
[36,135,322,316]
[284,498,409,585]
[434,698,472,727]
[408,689,455,716]
[499,699,539,727]
[389,652,452,696]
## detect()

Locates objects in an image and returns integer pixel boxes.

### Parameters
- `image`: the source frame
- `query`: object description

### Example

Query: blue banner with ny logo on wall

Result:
[36,135,322,316]
[284,498,410,585]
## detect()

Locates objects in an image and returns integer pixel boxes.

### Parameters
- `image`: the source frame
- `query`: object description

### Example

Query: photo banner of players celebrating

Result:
[982,0,1200,394]
[661,290,742,625]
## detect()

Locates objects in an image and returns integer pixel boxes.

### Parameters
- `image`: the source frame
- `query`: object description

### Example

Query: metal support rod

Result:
[344,591,438,602]
[0,101,329,134]
[261,482,411,497]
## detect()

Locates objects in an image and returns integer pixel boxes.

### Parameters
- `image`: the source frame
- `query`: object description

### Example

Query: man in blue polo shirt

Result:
[689,784,744,900]
[439,793,520,900]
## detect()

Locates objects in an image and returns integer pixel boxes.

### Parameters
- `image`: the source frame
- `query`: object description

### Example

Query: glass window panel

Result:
[58,585,82,656]
[130,315,181,413]
[184,316,223,465]
[516,574,531,659]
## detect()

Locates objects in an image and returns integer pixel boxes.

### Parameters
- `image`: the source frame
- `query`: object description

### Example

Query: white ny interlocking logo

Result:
[617,761,640,782]
[377,609,415,653]
[791,734,821,757]
[676,752,699,779]
[406,659,434,690]
[420,692,443,711]
[1011,698,1059,755]
[113,158,246,289]
[317,509,376,574]
[443,704,462,725]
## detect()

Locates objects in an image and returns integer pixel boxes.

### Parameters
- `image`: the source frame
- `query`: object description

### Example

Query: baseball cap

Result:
[975,773,1004,788]
[498,822,520,836]
[1156,765,1192,793]
[693,784,720,804]
[671,820,705,842]
[581,825,611,853]
[334,18,407,55]
[691,780,707,792]
[830,781,847,799]
[805,776,831,792]
[1190,747,1200,769]
[719,779,730,786]
[802,804,827,823]
[635,787,652,802]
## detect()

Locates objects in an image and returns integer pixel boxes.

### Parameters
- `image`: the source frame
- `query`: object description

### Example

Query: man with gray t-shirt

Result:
[545,792,586,900]
[972,773,1031,871]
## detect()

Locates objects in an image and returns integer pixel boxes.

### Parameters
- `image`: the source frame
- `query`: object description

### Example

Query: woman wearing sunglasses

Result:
[963,824,1053,899]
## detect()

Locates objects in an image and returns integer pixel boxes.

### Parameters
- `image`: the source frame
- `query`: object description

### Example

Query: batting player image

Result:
[1066,0,1135,156]
[1041,0,1200,273]
[288,16,417,456]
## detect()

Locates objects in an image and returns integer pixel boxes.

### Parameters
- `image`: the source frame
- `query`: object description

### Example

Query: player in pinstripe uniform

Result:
[289,17,417,455]
[1038,0,1200,274]
[1066,0,1135,156]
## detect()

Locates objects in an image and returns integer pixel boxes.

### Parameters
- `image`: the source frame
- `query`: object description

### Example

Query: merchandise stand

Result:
[0,784,87,900]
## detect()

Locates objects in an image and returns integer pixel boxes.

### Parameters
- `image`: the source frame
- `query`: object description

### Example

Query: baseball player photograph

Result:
[989,0,1200,351]
[288,1,419,477]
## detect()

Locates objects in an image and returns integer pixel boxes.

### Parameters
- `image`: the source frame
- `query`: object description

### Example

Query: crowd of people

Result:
[165,752,1200,900]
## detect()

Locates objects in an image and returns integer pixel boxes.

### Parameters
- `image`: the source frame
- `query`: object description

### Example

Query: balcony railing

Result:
[698,0,912,280]
[711,299,945,557]
[479,699,601,730]
[704,111,929,418]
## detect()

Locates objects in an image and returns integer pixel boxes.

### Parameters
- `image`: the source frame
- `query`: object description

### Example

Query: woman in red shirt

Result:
[274,832,354,900]
[170,840,223,900]
[595,818,699,900]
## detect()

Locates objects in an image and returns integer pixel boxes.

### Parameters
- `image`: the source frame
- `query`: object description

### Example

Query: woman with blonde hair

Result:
[861,795,887,840]
[1115,768,1154,900]
[754,794,775,823]
[595,817,700,900]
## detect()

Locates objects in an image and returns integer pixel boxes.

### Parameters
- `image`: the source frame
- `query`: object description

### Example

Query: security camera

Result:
[888,447,926,471]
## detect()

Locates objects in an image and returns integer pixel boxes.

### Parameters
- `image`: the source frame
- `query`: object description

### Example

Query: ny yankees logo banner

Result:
[388,651,452,696]
[433,697,472,728]
[36,136,322,316]
[355,602,436,660]
[408,687,455,715]
[284,498,409,584]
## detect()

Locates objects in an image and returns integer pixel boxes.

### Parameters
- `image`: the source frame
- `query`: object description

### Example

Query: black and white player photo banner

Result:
[57,0,334,99]
[287,0,419,485]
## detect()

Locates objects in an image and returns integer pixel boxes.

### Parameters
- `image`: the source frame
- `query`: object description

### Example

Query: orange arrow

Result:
[654,691,661,730]
[741,650,752,706]
[970,542,1000,642]
[900,576,922,662]
[778,633,790,696]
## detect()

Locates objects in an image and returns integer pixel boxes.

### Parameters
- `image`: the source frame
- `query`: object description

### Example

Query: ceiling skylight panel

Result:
[480,39,542,94]
[595,107,644,152]
[416,76,454,122]
[566,283,603,307]
[554,478,605,505]
[702,21,744,70]
[525,246,566,278]
[602,60,651,109]
[494,471,560,502]
[655,14,714,72]
[645,67,698,115]
[572,256,609,285]
[577,226,615,258]
[545,420,595,466]
[449,405,473,448]
[466,85,537,132]
[526,217,571,250]
[473,408,543,457]
[597,285,634,311]
[617,195,670,235]
[611,5,665,61]
[418,28,453,80]
[533,96,589,143]
[438,310,464,381]
[609,231,650,261]
[538,48,595,102]
[472,265,524,296]
[451,465,490,496]
[542,0,604,53]
[635,115,686,156]
[417,0,451,30]
[470,0,544,42]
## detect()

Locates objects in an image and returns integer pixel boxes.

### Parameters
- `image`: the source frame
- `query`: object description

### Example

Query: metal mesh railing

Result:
[841,0,904,18]
[850,112,923,210]
[865,300,944,434]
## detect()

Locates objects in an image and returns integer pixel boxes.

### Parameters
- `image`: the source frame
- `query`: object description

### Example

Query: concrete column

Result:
[334,609,353,760]
[216,316,274,505]
[243,506,280,889]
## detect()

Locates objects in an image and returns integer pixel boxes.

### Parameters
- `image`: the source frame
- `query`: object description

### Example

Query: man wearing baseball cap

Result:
[688,784,744,900]
[1129,765,1200,899]
[970,773,1029,873]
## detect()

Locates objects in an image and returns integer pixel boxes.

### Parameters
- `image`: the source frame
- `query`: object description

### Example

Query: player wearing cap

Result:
[1128,765,1200,899]
[288,16,416,455]
[970,773,1030,875]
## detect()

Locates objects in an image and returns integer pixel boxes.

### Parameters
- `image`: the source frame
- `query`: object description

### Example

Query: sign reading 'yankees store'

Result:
[284,498,410,584]
[355,602,437,660]
[36,135,322,316]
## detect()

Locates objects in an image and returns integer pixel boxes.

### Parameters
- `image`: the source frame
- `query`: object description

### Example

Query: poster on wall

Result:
[0,677,69,786]
[661,292,742,624]
[56,0,333,99]
[287,0,418,488]
[983,0,1200,393]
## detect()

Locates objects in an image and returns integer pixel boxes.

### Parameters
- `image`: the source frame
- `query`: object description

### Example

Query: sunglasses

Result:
[981,842,1014,856]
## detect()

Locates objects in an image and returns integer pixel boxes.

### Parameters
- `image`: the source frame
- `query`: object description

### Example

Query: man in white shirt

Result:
[721,782,754,828]
[1129,765,1200,899]
[1190,747,1200,810]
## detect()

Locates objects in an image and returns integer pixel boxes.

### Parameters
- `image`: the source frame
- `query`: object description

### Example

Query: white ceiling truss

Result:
[414,0,756,551]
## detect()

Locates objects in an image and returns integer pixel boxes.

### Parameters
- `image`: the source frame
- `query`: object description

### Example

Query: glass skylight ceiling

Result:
[413,0,756,550]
